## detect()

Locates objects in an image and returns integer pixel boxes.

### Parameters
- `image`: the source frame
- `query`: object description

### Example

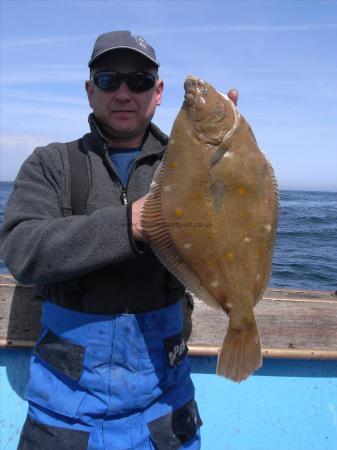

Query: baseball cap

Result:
[88,31,160,68]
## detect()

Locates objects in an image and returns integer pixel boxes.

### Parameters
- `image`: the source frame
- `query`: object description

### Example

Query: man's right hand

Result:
[131,196,147,242]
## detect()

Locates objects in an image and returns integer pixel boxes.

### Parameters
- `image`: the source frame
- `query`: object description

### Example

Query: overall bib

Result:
[18,301,202,450]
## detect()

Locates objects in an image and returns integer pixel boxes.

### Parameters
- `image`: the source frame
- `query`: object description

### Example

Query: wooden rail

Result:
[1,274,337,359]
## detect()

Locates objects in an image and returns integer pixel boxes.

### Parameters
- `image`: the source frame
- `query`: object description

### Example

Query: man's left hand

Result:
[227,89,238,106]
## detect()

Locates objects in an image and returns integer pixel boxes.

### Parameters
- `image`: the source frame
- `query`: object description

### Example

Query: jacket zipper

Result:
[90,116,166,206]
[125,149,165,200]
[102,143,129,205]
[120,189,128,205]
[103,142,165,207]
[120,156,143,205]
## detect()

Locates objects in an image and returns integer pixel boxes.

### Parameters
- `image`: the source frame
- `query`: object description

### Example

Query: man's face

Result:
[85,50,163,145]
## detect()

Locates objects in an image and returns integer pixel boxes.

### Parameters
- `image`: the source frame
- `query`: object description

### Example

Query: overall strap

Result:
[66,139,89,215]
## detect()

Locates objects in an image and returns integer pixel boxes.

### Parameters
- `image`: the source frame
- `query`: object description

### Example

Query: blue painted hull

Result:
[1,349,336,449]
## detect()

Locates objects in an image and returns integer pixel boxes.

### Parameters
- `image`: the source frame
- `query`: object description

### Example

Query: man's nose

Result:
[114,81,132,101]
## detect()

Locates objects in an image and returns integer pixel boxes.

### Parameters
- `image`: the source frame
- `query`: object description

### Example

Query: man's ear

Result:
[85,80,94,108]
[155,80,164,106]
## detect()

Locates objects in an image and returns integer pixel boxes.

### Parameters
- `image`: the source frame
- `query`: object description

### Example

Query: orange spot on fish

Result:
[192,191,203,200]
[237,186,246,195]
[225,251,235,261]
[174,208,184,218]
[168,162,177,169]
[206,259,216,270]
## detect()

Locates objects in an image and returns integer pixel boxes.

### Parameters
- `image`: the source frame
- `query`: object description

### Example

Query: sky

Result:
[1,0,336,191]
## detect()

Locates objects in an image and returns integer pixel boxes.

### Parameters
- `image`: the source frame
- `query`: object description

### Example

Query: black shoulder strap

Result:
[66,139,89,215]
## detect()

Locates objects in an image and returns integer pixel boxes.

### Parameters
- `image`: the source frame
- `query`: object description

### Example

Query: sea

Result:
[0,181,336,292]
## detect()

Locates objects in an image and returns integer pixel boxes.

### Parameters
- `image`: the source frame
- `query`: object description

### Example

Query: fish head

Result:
[183,76,236,146]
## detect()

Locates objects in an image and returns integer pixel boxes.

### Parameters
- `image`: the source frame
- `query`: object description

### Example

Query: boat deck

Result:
[1,274,337,358]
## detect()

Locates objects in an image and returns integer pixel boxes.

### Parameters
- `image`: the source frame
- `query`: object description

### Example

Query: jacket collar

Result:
[87,113,168,158]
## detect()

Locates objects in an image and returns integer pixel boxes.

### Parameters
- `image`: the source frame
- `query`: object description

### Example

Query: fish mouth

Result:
[184,92,194,105]
[184,76,207,107]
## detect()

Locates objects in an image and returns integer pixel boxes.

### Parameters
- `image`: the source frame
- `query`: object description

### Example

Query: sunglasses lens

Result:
[93,72,156,92]
[128,72,156,92]
[94,72,121,91]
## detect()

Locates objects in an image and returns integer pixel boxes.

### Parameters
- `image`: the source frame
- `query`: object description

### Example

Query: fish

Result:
[141,76,279,382]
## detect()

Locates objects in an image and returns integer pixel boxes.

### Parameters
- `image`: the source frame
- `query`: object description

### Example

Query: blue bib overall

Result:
[18,301,202,449]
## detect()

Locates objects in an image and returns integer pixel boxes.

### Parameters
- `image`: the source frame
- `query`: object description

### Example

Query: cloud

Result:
[2,103,88,123]
[1,88,87,105]
[1,134,48,150]
[144,23,337,35]
[1,65,87,84]
[0,134,51,180]
[159,65,337,91]
[2,22,336,50]
[1,34,95,48]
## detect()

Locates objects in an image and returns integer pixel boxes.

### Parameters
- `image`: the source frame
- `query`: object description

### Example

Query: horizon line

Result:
[0,180,335,194]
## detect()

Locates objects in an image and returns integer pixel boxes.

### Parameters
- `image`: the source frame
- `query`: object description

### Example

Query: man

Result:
[0,31,237,449]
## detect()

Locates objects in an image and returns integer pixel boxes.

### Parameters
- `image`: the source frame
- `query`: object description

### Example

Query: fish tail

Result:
[216,312,262,382]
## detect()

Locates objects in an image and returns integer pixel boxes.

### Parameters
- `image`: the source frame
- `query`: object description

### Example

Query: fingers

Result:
[227,89,239,106]
[131,196,147,242]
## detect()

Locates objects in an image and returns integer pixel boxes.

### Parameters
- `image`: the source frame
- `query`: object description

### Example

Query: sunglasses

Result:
[92,71,157,93]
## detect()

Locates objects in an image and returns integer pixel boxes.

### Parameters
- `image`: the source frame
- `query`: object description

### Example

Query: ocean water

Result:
[0,182,336,291]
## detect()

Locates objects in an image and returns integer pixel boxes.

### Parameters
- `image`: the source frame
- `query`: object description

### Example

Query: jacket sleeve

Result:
[0,147,141,285]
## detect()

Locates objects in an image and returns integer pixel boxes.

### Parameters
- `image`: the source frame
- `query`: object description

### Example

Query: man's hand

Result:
[131,196,147,242]
[227,88,238,106]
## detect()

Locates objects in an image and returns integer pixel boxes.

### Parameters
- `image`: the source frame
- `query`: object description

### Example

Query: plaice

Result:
[141,76,279,382]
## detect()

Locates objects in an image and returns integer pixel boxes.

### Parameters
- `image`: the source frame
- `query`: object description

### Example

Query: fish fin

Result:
[141,150,221,311]
[250,148,279,308]
[216,313,262,382]
[260,148,280,212]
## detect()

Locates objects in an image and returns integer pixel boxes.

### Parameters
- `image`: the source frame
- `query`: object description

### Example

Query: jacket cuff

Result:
[127,203,144,254]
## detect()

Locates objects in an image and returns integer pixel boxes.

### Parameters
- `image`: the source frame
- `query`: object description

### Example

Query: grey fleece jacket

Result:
[0,115,184,313]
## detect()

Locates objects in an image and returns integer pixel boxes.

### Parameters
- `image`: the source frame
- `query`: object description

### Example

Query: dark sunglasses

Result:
[92,71,157,93]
